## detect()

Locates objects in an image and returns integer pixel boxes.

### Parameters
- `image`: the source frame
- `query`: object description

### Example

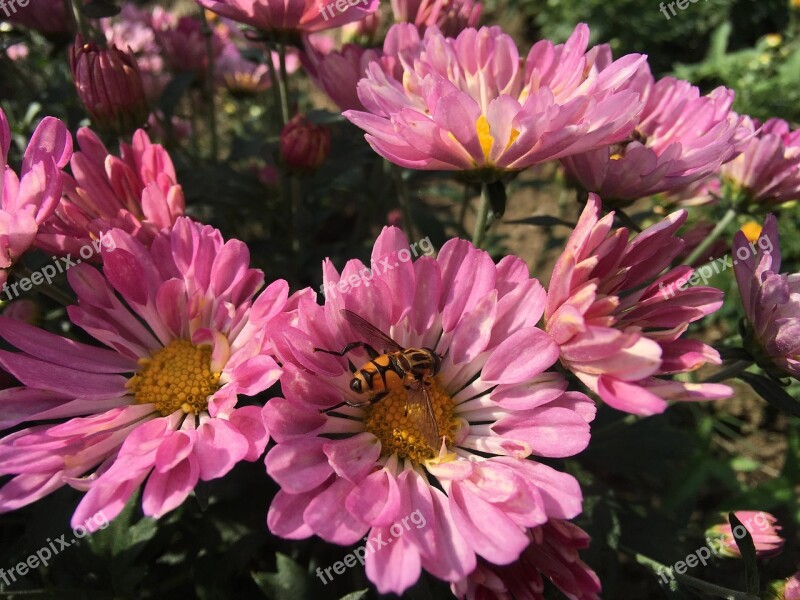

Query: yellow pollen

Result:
[363,377,457,464]
[476,115,494,161]
[740,221,763,243]
[127,339,221,416]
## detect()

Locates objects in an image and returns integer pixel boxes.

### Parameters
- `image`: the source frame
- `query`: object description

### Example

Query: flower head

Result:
[766,572,800,600]
[151,8,225,76]
[264,227,595,594]
[194,0,380,35]
[561,59,746,206]
[391,0,482,37]
[1,108,72,289]
[721,117,800,209]
[706,511,784,559]
[0,218,287,528]
[37,127,185,257]
[451,520,601,600]
[70,36,150,136]
[345,24,646,182]
[733,214,800,380]
[280,115,331,171]
[216,42,271,95]
[545,194,732,415]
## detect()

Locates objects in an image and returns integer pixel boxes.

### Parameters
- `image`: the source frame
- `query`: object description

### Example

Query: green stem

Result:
[277,43,290,124]
[66,0,92,40]
[634,552,758,600]
[684,207,737,266]
[15,266,75,306]
[702,359,752,383]
[390,163,417,241]
[472,183,492,248]
[458,184,470,233]
[200,9,219,162]
[265,44,283,133]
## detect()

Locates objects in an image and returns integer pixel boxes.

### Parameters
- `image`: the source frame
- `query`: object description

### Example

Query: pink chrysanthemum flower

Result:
[37,127,184,257]
[0,217,287,529]
[707,511,784,559]
[344,23,645,180]
[301,38,383,111]
[1,108,72,289]
[194,0,380,35]
[544,194,732,415]
[451,520,601,600]
[721,117,800,209]
[733,214,800,380]
[561,58,746,206]
[264,227,596,594]
[152,8,225,76]
[391,0,482,37]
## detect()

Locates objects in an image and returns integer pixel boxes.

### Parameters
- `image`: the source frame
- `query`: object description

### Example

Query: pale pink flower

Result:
[452,520,601,600]
[391,0,481,36]
[733,214,800,379]
[1,108,72,289]
[194,0,380,34]
[0,218,287,528]
[345,24,645,178]
[562,58,746,205]
[544,194,732,415]
[707,511,784,559]
[37,127,184,257]
[216,42,272,94]
[721,117,800,208]
[264,227,595,594]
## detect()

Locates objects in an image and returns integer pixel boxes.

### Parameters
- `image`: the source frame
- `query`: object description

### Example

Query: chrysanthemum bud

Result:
[279,115,330,172]
[70,36,149,136]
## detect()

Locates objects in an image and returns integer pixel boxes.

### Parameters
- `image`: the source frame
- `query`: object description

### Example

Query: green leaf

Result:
[79,0,121,18]
[739,371,800,418]
[252,553,309,600]
[728,512,759,596]
[339,592,369,600]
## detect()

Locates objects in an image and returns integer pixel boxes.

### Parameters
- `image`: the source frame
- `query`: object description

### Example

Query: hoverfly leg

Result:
[314,342,381,360]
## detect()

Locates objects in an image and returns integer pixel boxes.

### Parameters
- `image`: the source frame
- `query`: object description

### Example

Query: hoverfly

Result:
[315,309,443,451]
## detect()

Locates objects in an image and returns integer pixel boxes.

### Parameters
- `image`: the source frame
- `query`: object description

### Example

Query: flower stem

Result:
[684,207,737,266]
[390,163,417,241]
[472,183,492,248]
[265,44,283,132]
[702,359,752,383]
[16,266,75,306]
[277,42,290,125]
[200,9,219,162]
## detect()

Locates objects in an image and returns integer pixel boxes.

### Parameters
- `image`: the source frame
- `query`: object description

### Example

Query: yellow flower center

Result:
[740,221,763,243]
[363,377,457,464]
[127,339,221,416]
[475,115,519,164]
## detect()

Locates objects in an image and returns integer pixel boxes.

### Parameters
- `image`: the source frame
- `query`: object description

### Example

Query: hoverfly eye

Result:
[350,379,362,393]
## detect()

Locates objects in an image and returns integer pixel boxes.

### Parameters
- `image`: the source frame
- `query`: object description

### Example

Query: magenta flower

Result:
[721,117,800,209]
[301,39,383,111]
[561,60,746,205]
[391,0,481,37]
[264,227,595,594]
[194,0,380,35]
[707,511,784,559]
[544,194,732,415]
[733,214,800,379]
[0,218,287,528]
[37,127,184,257]
[451,520,601,600]
[152,8,224,76]
[344,24,645,179]
[1,108,72,290]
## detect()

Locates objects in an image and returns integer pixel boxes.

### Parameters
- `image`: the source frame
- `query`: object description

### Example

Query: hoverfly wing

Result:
[340,309,404,353]
[405,384,440,452]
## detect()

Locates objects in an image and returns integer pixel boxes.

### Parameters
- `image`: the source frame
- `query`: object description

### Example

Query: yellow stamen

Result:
[476,115,493,161]
[740,221,763,243]
[363,377,457,464]
[127,339,221,416]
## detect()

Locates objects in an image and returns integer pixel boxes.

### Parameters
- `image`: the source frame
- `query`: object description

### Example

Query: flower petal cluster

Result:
[561,58,746,205]
[0,218,287,528]
[545,194,732,415]
[733,214,800,379]
[344,23,646,178]
[264,226,595,594]
[1,109,72,289]
[37,128,184,257]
